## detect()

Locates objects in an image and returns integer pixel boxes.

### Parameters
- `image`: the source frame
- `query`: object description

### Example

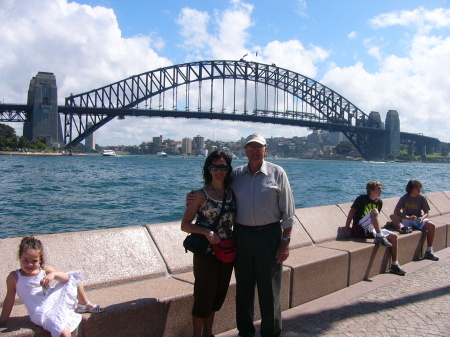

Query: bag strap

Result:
[211,189,228,230]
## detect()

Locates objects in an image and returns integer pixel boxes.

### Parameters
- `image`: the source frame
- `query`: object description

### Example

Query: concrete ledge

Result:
[41,226,167,289]
[425,191,450,215]
[79,276,194,337]
[294,204,348,243]
[284,246,348,307]
[146,222,195,274]
[317,239,391,285]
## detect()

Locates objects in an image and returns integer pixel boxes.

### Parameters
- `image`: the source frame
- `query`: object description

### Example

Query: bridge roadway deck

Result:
[218,247,450,337]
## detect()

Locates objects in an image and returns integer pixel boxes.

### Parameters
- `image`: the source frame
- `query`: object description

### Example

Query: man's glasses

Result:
[209,164,229,171]
[246,145,265,151]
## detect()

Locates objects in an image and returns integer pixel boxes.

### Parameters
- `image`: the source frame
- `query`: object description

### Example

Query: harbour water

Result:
[1,154,449,239]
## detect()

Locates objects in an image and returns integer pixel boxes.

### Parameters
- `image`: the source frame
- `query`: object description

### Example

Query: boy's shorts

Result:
[359,212,391,237]
[402,218,430,230]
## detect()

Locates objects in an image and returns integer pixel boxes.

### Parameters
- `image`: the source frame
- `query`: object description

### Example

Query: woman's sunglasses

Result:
[209,164,229,171]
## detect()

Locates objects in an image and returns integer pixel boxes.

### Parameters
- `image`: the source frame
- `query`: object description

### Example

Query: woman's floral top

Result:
[196,187,237,254]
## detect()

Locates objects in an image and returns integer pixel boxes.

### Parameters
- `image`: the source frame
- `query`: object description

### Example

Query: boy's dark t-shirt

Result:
[351,194,383,238]
[395,193,430,217]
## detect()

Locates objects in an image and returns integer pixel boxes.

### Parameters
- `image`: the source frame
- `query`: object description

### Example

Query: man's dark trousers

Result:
[234,223,283,337]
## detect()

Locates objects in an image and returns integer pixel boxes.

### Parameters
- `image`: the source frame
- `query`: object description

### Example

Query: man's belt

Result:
[236,222,280,231]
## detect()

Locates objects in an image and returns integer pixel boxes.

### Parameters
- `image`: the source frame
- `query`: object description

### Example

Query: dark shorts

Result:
[192,253,234,318]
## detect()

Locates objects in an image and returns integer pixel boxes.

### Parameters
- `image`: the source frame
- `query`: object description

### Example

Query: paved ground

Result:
[217,247,450,337]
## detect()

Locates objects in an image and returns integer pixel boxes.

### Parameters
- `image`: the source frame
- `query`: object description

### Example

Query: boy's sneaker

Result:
[408,226,413,233]
[390,264,406,276]
[400,226,410,234]
[424,250,439,261]
[374,235,393,247]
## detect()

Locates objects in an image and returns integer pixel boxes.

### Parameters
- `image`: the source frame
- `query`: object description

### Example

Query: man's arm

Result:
[276,226,292,264]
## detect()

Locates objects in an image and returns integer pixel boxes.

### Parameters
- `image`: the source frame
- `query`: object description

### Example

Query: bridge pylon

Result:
[23,72,63,148]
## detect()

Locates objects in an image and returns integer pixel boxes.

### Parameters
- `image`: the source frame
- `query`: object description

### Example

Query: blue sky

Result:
[1,0,449,145]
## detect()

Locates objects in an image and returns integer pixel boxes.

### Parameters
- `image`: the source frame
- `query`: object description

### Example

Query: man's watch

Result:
[282,237,290,242]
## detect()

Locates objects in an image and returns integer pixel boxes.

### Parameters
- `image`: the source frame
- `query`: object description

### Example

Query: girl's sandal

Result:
[76,301,104,313]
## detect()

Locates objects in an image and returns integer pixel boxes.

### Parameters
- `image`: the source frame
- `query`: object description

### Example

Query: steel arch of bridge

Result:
[64,60,385,158]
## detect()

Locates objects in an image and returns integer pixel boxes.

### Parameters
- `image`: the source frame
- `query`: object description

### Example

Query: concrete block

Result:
[425,191,450,215]
[283,246,348,307]
[146,222,195,274]
[39,226,166,288]
[290,214,314,249]
[379,197,399,221]
[0,304,49,337]
[444,190,450,200]
[80,276,194,337]
[318,239,391,285]
[0,237,24,305]
[295,205,348,243]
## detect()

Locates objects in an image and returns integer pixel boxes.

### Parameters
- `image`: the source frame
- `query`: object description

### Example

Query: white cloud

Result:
[322,7,450,142]
[348,31,357,39]
[371,7,450,32]
[0,0,172,144]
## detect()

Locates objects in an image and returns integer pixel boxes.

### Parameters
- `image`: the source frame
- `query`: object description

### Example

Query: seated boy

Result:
[389,179,439,261]
[344,181,405,276]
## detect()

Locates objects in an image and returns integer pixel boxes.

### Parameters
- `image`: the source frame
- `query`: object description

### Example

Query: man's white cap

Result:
[244,133,266,146]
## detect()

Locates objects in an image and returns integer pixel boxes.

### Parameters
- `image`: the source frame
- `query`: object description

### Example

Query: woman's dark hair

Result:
[202,150,233,188]
[406,179,423,194]
[19,236,45,266]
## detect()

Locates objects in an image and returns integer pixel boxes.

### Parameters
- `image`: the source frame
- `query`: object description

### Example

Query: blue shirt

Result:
[231,160,297,229]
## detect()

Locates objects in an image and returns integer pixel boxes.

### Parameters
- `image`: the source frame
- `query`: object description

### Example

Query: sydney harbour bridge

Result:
[0,60,440,160]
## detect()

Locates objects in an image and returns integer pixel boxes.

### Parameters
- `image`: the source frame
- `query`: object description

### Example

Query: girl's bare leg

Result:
[76,281,95,309]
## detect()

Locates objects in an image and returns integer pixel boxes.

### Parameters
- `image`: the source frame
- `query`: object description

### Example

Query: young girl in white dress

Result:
[0,236,103,337]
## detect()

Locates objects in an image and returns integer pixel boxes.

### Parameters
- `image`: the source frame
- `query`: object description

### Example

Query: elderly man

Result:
[233,133,297,337]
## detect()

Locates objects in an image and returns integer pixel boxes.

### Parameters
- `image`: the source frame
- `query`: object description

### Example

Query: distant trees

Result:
[334,141,355,156]
[0,123,47,151]
[441,143,449,157]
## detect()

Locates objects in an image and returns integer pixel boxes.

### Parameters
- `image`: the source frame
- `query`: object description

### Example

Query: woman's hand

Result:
[206,230,220,245]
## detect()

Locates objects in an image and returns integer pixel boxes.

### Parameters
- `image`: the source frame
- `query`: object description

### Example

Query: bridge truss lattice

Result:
[63,60,384,159]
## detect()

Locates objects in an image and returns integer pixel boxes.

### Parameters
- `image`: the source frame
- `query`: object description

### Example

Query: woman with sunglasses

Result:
[181,150,237,337]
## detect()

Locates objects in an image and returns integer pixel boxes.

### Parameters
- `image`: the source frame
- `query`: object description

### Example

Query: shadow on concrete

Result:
[283,285,450,334]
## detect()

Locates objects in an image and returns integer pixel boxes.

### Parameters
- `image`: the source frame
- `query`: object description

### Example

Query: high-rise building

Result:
[182,137,192,154]
[153,135,163,146]
[193,135,204,149]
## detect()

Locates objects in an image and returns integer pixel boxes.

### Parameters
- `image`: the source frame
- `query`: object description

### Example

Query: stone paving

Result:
[217,247,450,337]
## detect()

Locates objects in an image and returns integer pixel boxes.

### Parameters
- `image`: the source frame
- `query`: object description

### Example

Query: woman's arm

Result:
[0,272,18,324]
[41,266,69,287]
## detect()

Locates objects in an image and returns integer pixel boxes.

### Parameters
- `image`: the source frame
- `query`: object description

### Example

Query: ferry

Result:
[157,151,168,157]
[101,149,116,156]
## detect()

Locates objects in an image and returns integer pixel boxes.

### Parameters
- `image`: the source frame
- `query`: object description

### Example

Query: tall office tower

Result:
[193,135,204,149]
[182,137,192,154]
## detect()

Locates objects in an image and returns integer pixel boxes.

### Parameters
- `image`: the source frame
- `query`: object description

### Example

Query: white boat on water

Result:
[101,150,116,156]
[157,151,168,157]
